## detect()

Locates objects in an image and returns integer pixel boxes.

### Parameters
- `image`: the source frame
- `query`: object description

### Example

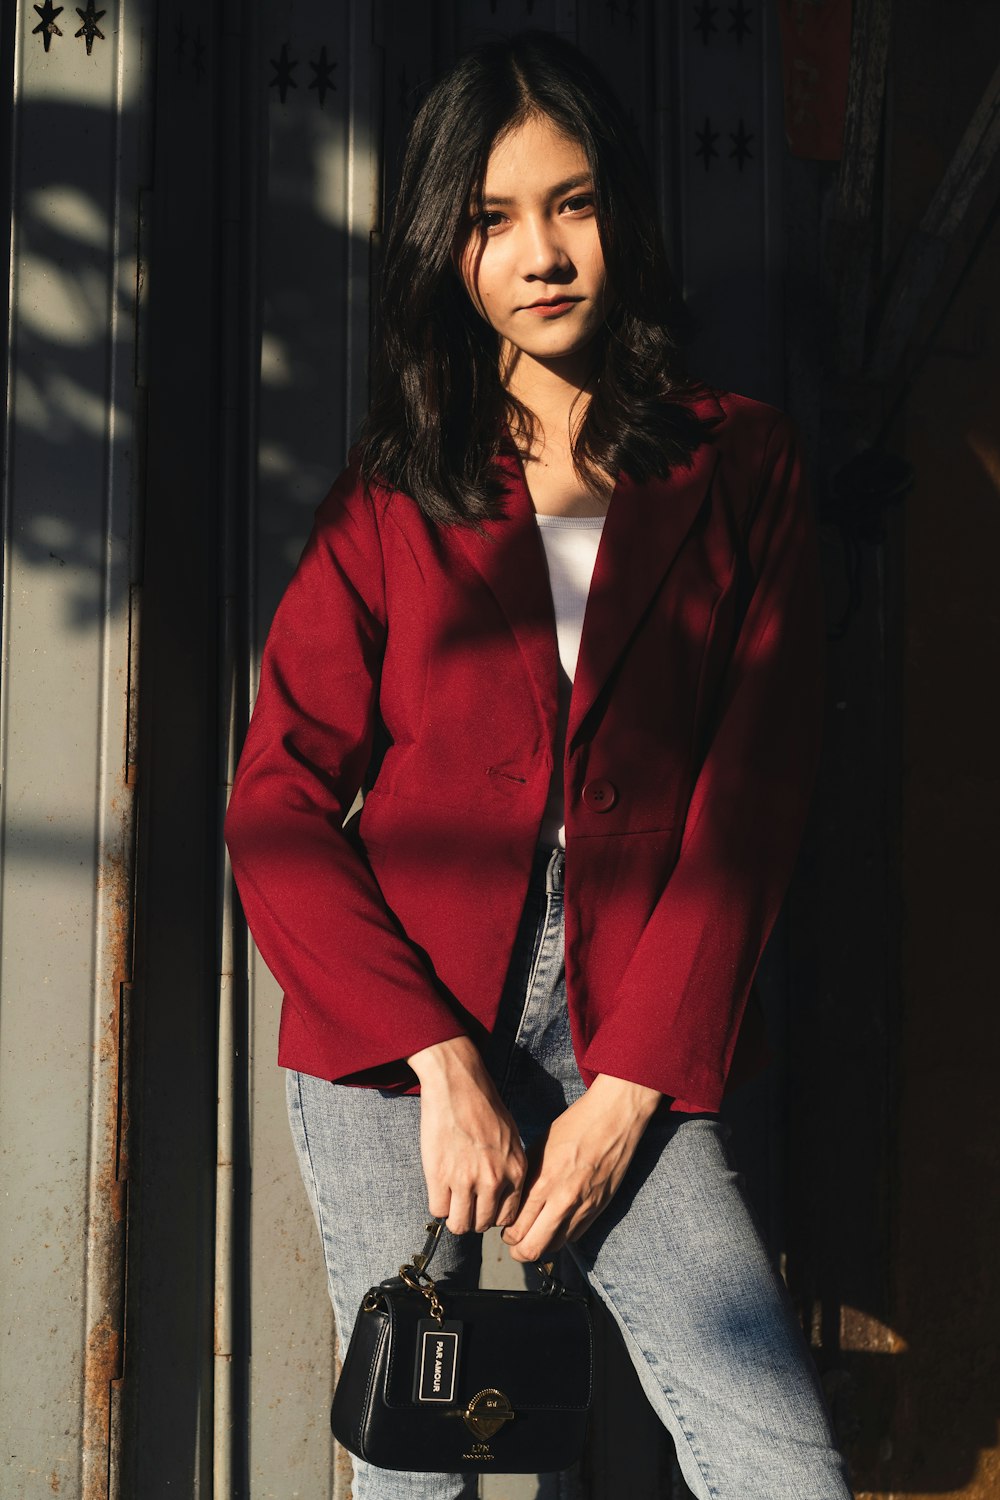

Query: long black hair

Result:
[358,30,713,525]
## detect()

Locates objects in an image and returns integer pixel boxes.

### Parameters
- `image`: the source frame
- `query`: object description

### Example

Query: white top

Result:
[535,513,607,848]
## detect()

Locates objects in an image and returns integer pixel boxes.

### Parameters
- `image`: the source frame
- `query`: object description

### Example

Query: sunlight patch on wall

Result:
[310,116,351,231]
[20,371,128,441]
[260,332,294,388]
[18,251,110,345]
[840,1306,908,1354]
[267,111,353,229]
[967,429,1000,490]
[258,440,297,478]
[26,185,110,249]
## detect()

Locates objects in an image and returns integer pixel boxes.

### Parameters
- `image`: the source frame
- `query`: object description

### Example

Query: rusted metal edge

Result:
[836,0,894,227]
[830,0,894,375]
[125,582,141,787]
[82,851,136,1498]
[213,589,238,1500]
[79,4,150,1489]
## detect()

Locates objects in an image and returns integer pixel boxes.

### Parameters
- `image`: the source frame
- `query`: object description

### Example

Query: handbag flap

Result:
[379,1286,593,1413]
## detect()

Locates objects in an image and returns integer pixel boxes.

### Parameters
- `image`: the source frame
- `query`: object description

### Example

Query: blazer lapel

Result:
[445,445,560,745]
[445,388,725,754]
[567,404,723,747]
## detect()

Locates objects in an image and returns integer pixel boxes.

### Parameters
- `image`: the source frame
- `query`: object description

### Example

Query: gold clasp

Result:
[399,1261,445,1325]
[461,1388,515,1440]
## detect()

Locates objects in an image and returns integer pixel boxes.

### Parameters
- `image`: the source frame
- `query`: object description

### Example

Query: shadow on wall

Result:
[7,104,138,630]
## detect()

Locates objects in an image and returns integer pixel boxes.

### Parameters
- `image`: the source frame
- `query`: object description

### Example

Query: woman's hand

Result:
[500,1074,661,1263]
[408,1036,527,1235]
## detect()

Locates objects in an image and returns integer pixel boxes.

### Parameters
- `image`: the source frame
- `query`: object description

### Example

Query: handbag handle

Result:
[404,1218,564,1294]
[384,1220,570,1327]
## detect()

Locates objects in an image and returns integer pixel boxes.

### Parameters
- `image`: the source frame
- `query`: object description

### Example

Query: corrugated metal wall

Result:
[0,0,150,1494]
[11,1,1000,1495]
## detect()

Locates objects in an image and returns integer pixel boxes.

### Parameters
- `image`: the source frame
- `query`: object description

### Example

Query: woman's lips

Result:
[522,297,583,317]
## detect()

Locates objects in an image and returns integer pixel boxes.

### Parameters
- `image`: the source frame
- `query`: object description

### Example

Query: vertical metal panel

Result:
[242,3,381,1496]
[668,0,786,402]
[214,3,265,1494]
[124,0,227,1491]
[0,0,148,1494]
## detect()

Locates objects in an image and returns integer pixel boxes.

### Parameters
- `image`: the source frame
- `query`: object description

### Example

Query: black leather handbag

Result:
[330,1219,593,1473]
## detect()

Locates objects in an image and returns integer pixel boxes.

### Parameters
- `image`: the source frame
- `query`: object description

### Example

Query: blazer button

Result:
[582,778,618,813]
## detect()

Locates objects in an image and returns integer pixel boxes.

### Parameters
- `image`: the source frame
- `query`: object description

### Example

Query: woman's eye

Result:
[475,210,506,232]
[561,195,594,214]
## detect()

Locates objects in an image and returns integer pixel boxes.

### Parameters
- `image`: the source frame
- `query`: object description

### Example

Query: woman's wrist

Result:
[407,1033,482,1085]
[589,1072,662,1123]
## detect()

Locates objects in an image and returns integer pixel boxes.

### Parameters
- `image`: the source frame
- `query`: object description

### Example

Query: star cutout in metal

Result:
[270,42,299,104]
[729,118,755,170]
[695,115,719,170]
[32,1,64,52]
[693,0,717,44]
[308,45,338,107]
[728,0,752,42]
[75,1,106,55]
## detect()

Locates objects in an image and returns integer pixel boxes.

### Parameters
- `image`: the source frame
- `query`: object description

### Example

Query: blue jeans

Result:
[287,847,853,1499]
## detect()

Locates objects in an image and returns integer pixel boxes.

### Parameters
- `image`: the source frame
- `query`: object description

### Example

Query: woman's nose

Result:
[522,216,570,280]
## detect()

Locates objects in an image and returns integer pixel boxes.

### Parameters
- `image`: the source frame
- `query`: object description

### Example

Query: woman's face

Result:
[457,113,610,379]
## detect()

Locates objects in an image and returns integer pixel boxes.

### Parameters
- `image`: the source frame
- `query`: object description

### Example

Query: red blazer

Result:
[224,387,824,1113]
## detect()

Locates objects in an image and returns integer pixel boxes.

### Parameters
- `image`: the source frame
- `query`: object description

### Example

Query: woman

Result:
[225,29,853,1500]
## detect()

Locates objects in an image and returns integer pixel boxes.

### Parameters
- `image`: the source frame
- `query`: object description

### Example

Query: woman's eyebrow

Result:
[481,173,594,208]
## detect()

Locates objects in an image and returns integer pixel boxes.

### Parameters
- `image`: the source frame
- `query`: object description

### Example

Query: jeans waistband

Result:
[530,843,565,895]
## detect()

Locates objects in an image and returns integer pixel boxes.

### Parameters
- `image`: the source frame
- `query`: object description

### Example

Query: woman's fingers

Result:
[419,1113,526,1231]
[445,1190,475,1236]
[437,1174,524,1236]
[411,1037,531,1233]
[494,1185,523,1229]
[503,1185,575,1262]
[474,1187,505,1234]
[430,1158,526,1234]
[426,1182,452,1221]
[469,1160,527,1232]
[504,1166,621,1261]
[500,1079,658,1260]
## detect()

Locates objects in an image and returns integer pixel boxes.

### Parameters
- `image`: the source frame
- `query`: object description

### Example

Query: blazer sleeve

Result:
[580,414,825,1110]
[224,464,468,1083]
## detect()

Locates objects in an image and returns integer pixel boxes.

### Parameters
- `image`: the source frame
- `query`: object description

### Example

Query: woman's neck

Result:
[503,346,612,518]
[502,342,594,432]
